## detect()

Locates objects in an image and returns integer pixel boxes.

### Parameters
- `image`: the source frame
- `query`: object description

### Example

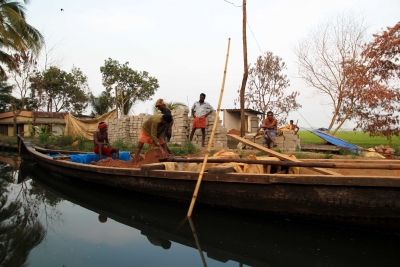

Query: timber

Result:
[227,134,342,175]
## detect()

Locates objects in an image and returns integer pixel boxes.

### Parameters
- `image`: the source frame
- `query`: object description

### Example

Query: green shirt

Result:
[142,114,167,146]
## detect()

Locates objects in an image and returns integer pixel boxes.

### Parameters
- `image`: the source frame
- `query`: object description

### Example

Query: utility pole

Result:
[239,0,248,137]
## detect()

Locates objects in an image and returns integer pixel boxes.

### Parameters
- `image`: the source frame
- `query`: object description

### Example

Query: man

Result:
[289,120,299,135]
[133,113,173,165]
[155,99,174,142]
[256,111,278,149]
[93,122,119,159]
[189,93,214,147]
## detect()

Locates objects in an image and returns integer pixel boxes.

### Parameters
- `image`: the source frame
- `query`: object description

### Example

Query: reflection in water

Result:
[0,153,65,267]
[2,153,400,267]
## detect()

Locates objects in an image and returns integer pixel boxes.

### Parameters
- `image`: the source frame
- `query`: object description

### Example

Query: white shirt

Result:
[191,101,214,117]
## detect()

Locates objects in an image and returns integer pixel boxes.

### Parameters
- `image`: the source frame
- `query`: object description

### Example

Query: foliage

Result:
[89,90,114,116]
[234,51,301,123]
[54,135,74,147]
[0,0,44,78]
[27,120,37,137]
[343,22,400,141]
[30,66,91,113]
[169,141,197,156]
[100,58,159,116]
[295,12,367,134]
[0,78,13,112]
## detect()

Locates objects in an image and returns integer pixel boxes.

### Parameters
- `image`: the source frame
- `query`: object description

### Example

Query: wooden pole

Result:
[240,0,248,137]
[187,38,231,217]
[161,157,400,170]
[188,217,208,267]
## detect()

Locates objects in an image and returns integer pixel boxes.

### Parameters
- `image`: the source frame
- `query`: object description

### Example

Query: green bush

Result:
[170,142,197,156]
[54,135,74,147]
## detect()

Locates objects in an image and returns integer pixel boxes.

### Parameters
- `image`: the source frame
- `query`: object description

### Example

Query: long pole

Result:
[187,38,231,217]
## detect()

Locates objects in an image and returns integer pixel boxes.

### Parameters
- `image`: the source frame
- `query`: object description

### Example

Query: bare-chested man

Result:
[289,120,299,135]
[93,122,119,160]
[256,111,278,149]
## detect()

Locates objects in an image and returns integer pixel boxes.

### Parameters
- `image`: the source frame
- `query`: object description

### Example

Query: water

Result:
[1,152,399,267]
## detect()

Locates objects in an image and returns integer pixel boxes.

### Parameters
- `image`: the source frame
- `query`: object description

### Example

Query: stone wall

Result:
[107,110,228,149]
[245,129,301,152]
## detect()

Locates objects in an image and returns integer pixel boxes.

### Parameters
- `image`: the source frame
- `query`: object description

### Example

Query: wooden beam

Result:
[227,134,341,175]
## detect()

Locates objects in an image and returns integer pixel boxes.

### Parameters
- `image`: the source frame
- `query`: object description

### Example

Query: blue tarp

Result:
[48,151,131,164]
[311,130,364,154]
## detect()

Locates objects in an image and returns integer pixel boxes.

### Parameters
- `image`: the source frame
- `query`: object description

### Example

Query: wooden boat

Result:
[18,135,400,231]
[22,163,400,267]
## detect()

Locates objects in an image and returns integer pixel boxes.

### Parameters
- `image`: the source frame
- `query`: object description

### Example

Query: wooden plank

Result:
[227,134,341,176]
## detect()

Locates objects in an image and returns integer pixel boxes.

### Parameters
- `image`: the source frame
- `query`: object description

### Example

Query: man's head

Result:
[98,122,107,132]
[155,99,167,111]
[266,111,274,120]
[199,93,206,102]
[290,120,293,124]
[161,113,173,124]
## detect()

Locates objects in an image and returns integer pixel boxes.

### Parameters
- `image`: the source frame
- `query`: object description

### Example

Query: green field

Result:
[298,130,400,148]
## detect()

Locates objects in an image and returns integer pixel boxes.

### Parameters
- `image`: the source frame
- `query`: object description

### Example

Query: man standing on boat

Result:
[133,113,173,165]
[155,99,174,143]
[189,93,214,147]
[94,122,119,159]
[256,111,278,149]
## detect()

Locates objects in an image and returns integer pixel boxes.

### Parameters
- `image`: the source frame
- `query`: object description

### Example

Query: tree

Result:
[0,78,13,112]
[0,0,44,78]
[295,13,368,134]
[100,58,159,117]
[235,51,301,124]
[343,22,400,140]
[30,66,91,113]
[89,91,114,116]
[8,52,38,135]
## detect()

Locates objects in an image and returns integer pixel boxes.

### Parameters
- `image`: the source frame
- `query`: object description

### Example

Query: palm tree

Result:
[89,91,114,116]
[152,100,187,114]
[0,0,44,77]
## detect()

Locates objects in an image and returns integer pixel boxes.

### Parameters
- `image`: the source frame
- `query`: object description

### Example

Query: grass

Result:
[299,130,400,147]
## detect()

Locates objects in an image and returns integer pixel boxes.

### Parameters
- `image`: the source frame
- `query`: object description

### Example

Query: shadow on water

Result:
[16,159,400,267]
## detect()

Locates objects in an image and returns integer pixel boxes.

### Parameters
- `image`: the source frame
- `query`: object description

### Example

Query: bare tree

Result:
[294,12,367,134]
[235,51,301,124]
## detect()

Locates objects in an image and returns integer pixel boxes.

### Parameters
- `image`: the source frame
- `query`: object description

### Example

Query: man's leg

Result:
[114,148,120,159]
[133,142,144,164]
[201,128,206,147]
[98,144,103,160]
[189,128,196,141]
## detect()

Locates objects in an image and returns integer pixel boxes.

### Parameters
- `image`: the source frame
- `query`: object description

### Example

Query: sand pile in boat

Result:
[93,149,164,169]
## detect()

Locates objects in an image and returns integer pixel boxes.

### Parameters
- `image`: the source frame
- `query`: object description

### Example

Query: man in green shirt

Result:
[133,113,173,165]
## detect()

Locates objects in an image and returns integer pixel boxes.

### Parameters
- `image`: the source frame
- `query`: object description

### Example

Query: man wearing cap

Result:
[155,99,174,143]
[189,93,214,147]
[133,113,173,165]
[93,122,119,159]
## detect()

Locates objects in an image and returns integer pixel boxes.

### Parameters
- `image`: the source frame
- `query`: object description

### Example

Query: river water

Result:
[1,152,399,267]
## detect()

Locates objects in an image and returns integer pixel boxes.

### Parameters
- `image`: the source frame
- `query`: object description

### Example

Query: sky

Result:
[25,0,400,129]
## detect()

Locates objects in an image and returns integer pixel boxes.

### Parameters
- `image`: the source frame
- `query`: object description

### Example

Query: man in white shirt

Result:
[189,93,214,147]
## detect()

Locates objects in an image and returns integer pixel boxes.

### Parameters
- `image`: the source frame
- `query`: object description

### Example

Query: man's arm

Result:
[168,118,174,135]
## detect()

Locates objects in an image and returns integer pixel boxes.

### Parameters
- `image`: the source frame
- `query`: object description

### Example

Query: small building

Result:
[221,109,264,133]
[0,111,93,136]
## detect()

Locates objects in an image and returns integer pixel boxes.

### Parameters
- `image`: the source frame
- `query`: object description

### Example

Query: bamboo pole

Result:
[188,217,208,267]
[187,38,231,217]
[161,157,400,169]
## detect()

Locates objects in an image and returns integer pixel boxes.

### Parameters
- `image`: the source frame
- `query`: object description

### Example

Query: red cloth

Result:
[138,129,165,147]
[98,123,108,129]
[192,116,206,128]
[94,145,115,157]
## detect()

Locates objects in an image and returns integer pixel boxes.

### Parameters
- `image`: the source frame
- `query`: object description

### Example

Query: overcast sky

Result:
[26,0,399,129]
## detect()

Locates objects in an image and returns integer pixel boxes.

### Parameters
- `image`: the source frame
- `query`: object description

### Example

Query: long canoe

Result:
[18,136,400,231]
[23,163,400,266]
